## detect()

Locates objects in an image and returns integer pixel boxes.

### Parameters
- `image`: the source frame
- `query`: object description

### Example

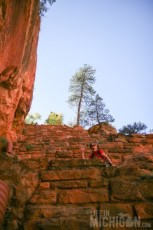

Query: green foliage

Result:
[67,64,96,126]
[45,112,63,125]
[119,122,147,135]
[81,94,115,127]
[39,0,56,16]
[25,113,41,124]
[26,144,34,151]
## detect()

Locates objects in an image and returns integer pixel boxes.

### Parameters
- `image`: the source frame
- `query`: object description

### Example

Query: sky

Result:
[29,0,153,131]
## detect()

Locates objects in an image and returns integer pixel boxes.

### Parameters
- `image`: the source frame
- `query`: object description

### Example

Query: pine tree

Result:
[119,122,147,135]
[67,64,96,126]
[81,94,114,127]
[39,0,56,16]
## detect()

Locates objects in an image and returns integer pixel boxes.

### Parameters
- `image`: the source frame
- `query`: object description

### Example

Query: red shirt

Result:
[89,149,106,161]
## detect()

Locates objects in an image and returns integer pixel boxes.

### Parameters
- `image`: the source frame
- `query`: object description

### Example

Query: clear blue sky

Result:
[29,0,153,131]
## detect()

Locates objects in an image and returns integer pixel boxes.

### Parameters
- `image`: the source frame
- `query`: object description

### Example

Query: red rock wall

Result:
[0,0,40,141]
[0,125,153,229]
[14,125,153,165]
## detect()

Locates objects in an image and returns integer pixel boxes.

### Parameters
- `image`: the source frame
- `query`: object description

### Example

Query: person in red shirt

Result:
[81,141,114,167]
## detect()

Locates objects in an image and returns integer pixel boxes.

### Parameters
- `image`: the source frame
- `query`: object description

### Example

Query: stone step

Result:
[49,158,106,169]
[1,124,153,229]
[24,205,96,230]
[12,125,153,163]
[24,202,153,230]
[1,154,153,229]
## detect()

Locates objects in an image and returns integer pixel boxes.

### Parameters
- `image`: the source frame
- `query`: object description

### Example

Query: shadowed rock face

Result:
[0,0,40,141]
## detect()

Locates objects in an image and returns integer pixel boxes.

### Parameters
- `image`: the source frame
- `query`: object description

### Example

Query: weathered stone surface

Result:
[49,158,104,169]
[56,150,73,158]
[122,153,153,165]
[110,180,143,202]
[135,203,153,219]
[88,123,117,135]
[0,0,40,141]
[41,168,103,181]
[116,164,153,178]
[30,189,57,204]
[133,144,153,153]
[0,125,153,229]
[137,181,153,200]
[24,206,92,230]
[99,203,133,217]
[25,205,91,220]
[24,219,91,230]
[50,180,88,189]
[58,188,109,204]
[89,178,108,187]
[0,156,39,229]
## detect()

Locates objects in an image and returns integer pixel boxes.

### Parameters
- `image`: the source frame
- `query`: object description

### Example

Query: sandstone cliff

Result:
[0,0,40,141]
